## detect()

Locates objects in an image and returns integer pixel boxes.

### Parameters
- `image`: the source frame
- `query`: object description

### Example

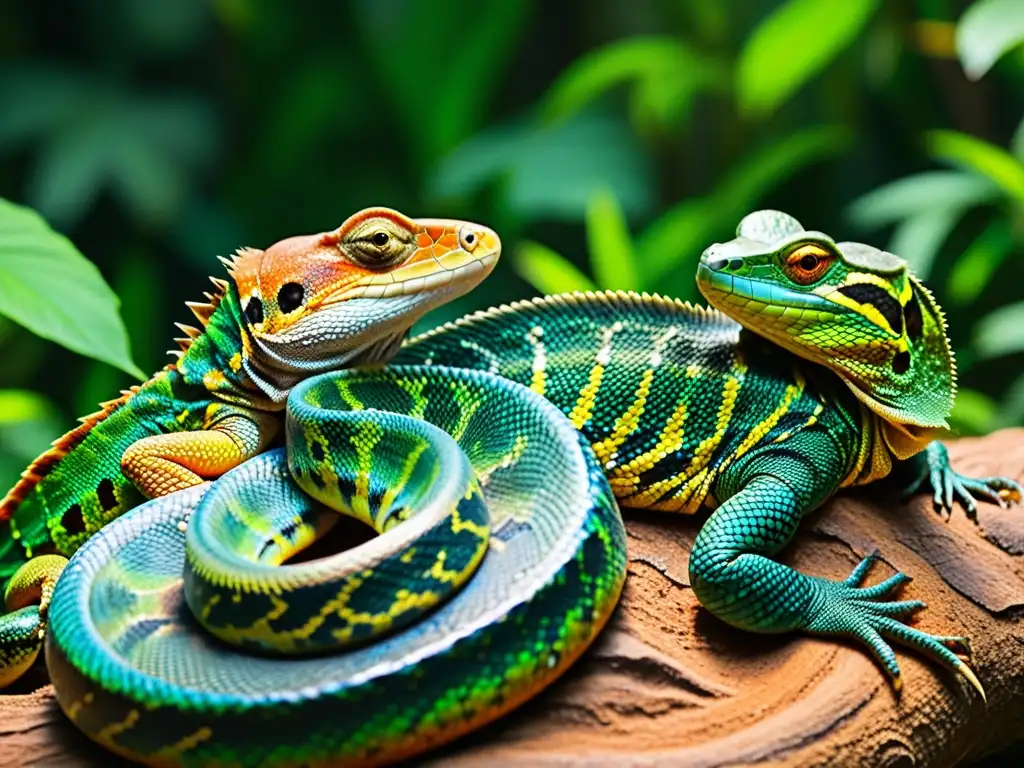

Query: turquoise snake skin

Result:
[43,207,1021,764]
[46,365,625,766]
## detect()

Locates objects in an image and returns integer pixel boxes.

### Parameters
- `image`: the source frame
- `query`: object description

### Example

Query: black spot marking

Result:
[308,469,327,491]
[728,259,743,271]
[244,297,264,326]
[277,282,304,314]
[311,441,326,462]
[97,478,118,512]
[893,350,911,374]
[61,503,86,535]
[904,290,923,341]
[837,284,903,336]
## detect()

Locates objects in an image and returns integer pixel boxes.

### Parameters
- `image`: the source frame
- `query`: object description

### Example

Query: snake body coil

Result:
[46,366,626,766]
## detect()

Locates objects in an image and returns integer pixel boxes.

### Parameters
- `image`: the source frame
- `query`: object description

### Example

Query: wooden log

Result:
[3,430,1023,767]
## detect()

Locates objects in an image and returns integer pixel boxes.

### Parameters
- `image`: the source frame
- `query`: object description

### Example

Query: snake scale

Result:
[2,208,1019,766]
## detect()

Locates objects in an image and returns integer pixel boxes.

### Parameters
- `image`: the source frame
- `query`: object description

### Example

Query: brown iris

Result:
[783,244,835,285]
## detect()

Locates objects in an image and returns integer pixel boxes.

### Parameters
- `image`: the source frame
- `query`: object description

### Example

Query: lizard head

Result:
[227,207,500,401]
[697,209,955,457]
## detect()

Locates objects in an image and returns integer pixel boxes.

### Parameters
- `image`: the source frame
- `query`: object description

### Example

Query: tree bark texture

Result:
[3,430,1023,767]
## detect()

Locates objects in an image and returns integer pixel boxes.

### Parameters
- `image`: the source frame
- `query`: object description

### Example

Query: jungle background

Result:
[0,0,1023,493]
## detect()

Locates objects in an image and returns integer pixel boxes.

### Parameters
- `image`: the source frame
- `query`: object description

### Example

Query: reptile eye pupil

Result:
[800,254,819,271]
[277,282,304,313]
[465,233,475,244]
[244,297,264,325]
[372,232,389,248]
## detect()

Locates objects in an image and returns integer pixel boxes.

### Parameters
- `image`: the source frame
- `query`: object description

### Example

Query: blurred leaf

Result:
[737,0,879,116]
[355,0,532,165]
[541,37,724,131]
[886,210,959,279]
[995,372,1024,427]
[430,111,654,221]
[926,130,1024,203]
[0,198,144,379]
[585,188,638,291]
[973,300,1024,360]
[120,0,211,57]
[948,387,997,435]
[513,241,597,294]
[0,389,63,493]
[955,0,1024,80]
[637,125,850,284]
[1012,114,1024,163]
[0,65,96,151]
[846,171,999,228]
[946,218,1012,304]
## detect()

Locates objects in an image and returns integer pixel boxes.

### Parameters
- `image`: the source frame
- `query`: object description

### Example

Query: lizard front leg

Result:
[689,432,983,698]
[899,440,1022,520]
[121,408,279,498]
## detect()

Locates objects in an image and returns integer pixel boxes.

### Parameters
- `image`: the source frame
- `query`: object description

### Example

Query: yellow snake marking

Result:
[95,707,140,746]
[65,691,95,722]
[476,433,529,487]
[351,420,384,525]
[448,381,483,442]
[623,355,747,510]
[526,325,547,396]
[607,399,688,497]
[592,327,678,467]
[154,727,214,761]
[377,441,431,530]
[392,377,429,420]
[335,377,365,410]
[663,370,807,514]
[202,369,228,391]
[228,351,243,372]
[568,322,621,430]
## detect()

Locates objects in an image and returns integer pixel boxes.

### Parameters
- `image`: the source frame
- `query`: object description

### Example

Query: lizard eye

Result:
[277,282,304,313]
[371,231,390,248]
[783,244,834,286]
[244,296,264,325]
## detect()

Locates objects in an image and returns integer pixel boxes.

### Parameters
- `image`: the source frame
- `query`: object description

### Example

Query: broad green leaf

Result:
[0,198,145,379]
[585,188,638,291]
[926,130,1024,203]
[541,37,724,130]
[946,218,1012,305]
[513,241,597,295]
[737,0,880,116]
[846,171,999,228]
[430,111,654,221]
[886,210,959,279]
[973,300,1024,360]
[948,387,997,436]
[636,125,849,284]
[955,0,1024,80]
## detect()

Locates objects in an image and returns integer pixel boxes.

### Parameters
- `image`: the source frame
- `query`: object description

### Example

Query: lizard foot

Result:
[805,552,984,701]
[902,442,1022,520]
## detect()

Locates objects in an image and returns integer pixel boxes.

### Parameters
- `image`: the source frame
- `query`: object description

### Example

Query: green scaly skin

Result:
[3,209,1020,767]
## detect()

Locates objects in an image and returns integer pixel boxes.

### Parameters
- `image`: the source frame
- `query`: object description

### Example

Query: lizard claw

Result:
[902,442,1022,522]
[805,553,985,701]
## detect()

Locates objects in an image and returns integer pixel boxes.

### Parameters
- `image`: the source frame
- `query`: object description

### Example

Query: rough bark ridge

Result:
[2,430,1023,767]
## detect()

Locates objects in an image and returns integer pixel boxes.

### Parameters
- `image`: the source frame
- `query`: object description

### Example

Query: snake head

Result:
[229,207,500,401]
[697,210,954,457]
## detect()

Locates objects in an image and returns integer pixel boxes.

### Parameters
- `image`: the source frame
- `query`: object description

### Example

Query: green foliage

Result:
[956,0,1024,80]
[736,0,880,116]
[0,198,142,379]
[2,0,1024,451]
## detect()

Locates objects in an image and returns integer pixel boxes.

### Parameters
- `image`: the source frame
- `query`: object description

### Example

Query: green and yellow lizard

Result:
[0,209,1019,767]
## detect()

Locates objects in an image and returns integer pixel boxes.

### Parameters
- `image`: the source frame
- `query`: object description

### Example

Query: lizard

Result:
[0,206,501,687]
[11,209,1024,767]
